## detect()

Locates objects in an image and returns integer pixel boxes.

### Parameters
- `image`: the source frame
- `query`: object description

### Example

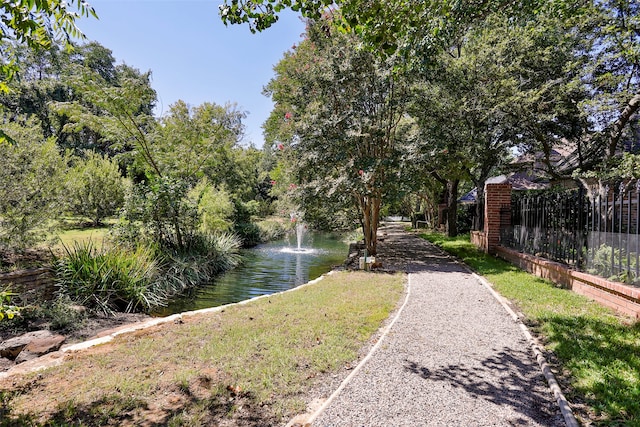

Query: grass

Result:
[421,231,640,426]
[53,226,110,249]
[0,270,404,426]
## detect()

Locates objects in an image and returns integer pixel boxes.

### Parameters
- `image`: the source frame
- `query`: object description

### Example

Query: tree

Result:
[571,0,640,174]
[0,0,96,91]
[0,120,67,250]
[265,17,411,254]
[219,0,547,58]
[153,100,245,183]
[66,151,126,226]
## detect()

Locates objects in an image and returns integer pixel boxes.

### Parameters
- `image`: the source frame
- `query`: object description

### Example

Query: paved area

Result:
[313,224,565,426]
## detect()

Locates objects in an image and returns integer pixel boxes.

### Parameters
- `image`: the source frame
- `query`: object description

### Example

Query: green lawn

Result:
[421,232,640,426]
[47,217,117,251]
[0,271,404,426]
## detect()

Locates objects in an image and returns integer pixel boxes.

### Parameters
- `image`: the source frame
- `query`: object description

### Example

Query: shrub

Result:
[234,222,262,247]
[66,152,126,226]
[188,180,235,234]
[0,290,21,321]
[256,219,289,242]
[0,121,67,250]
[53,242,162,315]
[154,233,241,297]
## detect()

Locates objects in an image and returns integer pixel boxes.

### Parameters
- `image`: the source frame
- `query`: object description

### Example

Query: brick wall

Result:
[0,268,56,303]
[496,246,640,319]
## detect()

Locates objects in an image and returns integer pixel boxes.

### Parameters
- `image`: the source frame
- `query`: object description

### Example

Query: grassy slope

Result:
[421,232,640,427]
[0,271,404,426]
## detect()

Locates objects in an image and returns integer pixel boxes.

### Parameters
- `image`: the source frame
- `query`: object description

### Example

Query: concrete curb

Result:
[426,239,579,427]
[0,272,333,381]
[471,272,580,427]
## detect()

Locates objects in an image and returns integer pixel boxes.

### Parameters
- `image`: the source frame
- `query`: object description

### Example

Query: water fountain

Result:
[152,224,348,316]
[281,212,315,254]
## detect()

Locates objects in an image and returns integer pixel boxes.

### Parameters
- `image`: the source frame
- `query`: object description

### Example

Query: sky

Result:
[77,0,307,148]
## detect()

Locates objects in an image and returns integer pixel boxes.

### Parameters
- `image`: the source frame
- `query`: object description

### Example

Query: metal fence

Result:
[501,182,640,286]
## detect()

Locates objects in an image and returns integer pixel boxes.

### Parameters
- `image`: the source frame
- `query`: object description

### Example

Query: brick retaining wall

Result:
[495,246,640,319]
[0,268,56,303]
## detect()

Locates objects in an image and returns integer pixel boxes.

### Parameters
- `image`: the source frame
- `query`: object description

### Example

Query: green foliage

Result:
[0,120,67,250]
[0,0,96,93]
[153,100,245,181]
[154,233,241,296]
[53,241,161,315]
[0,1,96,49]
[118,177,199,251]
[255,218,289,242]
[188,179,234,234]
[66,151,126,226]
[0,290,21,321]
[265,16,411,254]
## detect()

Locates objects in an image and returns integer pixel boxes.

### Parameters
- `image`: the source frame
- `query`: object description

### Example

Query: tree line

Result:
[0,39,281,260]
[243,0,638,254]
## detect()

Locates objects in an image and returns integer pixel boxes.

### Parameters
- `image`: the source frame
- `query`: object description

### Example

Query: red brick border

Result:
[495,246,640,319]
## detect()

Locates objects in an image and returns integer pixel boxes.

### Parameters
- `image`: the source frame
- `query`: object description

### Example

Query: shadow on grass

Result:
[404,346,562,426]
[541,315,640,426]
[0,387,277,427]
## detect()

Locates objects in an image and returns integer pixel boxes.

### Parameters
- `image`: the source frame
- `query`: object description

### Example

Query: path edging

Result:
[0,272,334,381]
[424,238,579,427]
[301,274,412,426]
[471,272,580,427]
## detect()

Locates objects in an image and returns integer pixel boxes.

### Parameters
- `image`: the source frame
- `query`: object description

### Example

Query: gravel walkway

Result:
[312,224,565,427]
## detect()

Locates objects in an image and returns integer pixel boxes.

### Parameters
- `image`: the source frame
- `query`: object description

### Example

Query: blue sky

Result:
[78,0,306,148]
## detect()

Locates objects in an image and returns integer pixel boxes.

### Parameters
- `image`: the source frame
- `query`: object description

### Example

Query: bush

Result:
[153,233,241,297]
[66,152,126,226]
[188,180,235,234]
[256,219,289,242]
[53,242,162,315]
[234,222,262,247]
[54,234,242,315]
[0,121,67,250]
[0,290,21,321]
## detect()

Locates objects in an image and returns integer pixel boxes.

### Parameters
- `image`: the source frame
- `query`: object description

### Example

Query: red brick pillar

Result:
[484,183,512,254]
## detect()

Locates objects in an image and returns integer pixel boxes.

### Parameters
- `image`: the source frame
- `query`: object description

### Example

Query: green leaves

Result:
[0,0,97,50]
[0,290,21,321]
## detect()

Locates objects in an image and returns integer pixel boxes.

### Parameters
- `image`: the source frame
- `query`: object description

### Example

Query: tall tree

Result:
[0,0,96,91]
[265,17,411,255]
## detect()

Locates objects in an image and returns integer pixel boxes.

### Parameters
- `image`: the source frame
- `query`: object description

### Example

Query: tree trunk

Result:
[446,179,459,237]
[359,193,381,256]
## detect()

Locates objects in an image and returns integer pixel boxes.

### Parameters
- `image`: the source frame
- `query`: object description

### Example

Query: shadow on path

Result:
[375,223,467,274]
[404,346,560,425]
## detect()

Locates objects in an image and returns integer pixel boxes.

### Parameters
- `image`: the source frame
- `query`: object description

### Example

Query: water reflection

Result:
[152,232,348,316]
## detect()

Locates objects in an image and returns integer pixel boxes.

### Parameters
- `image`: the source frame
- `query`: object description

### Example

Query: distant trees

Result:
[0,0,96,91]
[0,37,275,255]
[0,121,67,250]
[66,152,126,226]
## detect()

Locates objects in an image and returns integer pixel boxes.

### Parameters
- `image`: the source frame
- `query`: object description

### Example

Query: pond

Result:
[152,231,349,316]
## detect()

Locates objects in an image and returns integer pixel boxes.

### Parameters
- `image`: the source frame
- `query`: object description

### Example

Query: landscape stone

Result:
[15,334,66,364]
[0,356,14,371]
[0,330,55,359]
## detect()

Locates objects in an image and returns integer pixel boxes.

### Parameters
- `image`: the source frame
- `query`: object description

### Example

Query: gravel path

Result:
[312,224,565,427]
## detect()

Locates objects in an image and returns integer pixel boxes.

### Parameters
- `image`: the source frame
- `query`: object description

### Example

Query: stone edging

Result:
[293,273,411,426]
[0,272,334,381]
[431,241,579,427]
[471,272,579,427]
